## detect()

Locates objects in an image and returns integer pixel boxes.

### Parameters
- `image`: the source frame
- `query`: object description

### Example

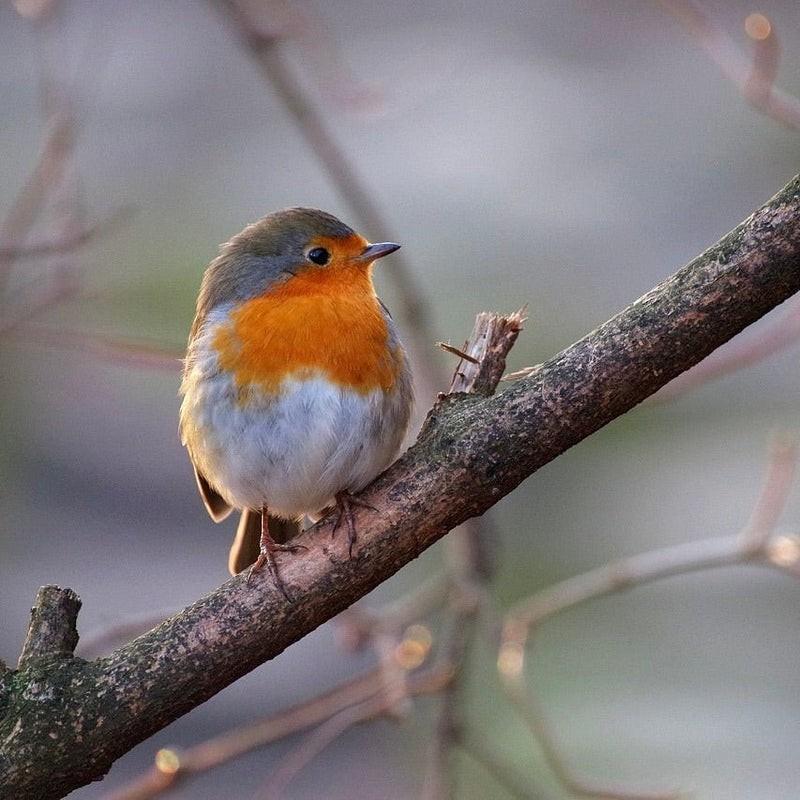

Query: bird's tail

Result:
[227,510,301,575]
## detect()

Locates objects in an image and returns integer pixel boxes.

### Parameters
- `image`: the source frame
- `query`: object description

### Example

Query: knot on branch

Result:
[18,586,81,669]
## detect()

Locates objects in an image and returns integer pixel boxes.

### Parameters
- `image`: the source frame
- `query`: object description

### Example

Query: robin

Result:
[179,208,413,598]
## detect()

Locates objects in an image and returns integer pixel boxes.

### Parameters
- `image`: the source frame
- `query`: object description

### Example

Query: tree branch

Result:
[2,174,800,799]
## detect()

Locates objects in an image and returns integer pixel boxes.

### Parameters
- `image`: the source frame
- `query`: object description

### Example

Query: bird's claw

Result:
[331,492,377,558]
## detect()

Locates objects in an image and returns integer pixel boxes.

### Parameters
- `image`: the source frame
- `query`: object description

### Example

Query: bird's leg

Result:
[248,508,307,601]
[331,492,377,558]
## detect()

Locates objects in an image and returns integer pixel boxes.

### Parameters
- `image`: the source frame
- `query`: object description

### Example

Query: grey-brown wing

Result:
[193,465,233,523]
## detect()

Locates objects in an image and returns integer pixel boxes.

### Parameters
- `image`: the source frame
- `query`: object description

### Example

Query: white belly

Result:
[181,371,408,518]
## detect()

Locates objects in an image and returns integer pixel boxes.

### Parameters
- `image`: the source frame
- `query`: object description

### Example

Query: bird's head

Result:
[195,208,400,322]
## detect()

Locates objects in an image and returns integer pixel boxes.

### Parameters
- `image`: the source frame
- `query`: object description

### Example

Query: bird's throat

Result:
[213,268,402,400]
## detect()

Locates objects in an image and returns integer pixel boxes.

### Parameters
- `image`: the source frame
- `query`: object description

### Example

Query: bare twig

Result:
[658,1,800,130]
[107,664,454,800]
[0,281,77,337]
[0,112,76,298]
[498,441,800,799]
[740,434,797,550]
[1,1,82,299]
[5,324,185,370]
[337,574,450,649]
[437,341,480,364]
[0,207,133,260]
[258,696,389,800]
[104,668,387,800]
[501,365,540,382]
[420,605,475,800]
[17,586,81,668]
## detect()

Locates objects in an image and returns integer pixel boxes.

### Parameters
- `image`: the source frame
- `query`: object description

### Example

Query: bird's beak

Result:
[359,242,401,263]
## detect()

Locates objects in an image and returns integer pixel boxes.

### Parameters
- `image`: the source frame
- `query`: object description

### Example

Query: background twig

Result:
[498,439,800,799]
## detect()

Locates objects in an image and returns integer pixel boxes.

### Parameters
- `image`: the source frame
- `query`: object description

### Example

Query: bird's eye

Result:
[306,247,330,266]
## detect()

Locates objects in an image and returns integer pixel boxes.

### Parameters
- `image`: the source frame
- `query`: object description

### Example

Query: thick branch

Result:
[17,585,81,668]
[2,175,800,799]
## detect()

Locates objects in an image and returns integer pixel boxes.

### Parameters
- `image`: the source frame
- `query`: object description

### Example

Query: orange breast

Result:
[213,263,402,399]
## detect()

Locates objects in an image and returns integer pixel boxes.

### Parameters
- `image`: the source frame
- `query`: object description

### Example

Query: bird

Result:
[179,208,413,598]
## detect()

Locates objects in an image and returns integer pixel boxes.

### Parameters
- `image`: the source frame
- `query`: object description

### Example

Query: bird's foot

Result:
[248,527,307,602]
[331,492,377,558]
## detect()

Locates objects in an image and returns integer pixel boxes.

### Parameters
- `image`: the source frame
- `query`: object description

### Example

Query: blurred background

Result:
[2,1,800,798]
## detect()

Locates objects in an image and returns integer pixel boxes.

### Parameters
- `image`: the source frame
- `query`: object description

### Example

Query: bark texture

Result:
[2,174,800,799]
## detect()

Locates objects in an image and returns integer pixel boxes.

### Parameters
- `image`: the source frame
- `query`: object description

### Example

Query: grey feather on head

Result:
[191,208,356,336]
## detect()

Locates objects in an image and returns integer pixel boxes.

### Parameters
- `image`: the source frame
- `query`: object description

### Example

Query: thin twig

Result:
[740,434,797,550]
[658,1,800,130]
[0,113,76,298]
[501,365,540,382]
[6,325,184,369]
[437,341,480,364]
[103,669,386,800]
[1,1,81,299]
[420,605,475,800]
[0,281,76,337]
[0,206,134,260]
[258,696,388,800]
[337,574,450,649]
[498,442,800,800]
